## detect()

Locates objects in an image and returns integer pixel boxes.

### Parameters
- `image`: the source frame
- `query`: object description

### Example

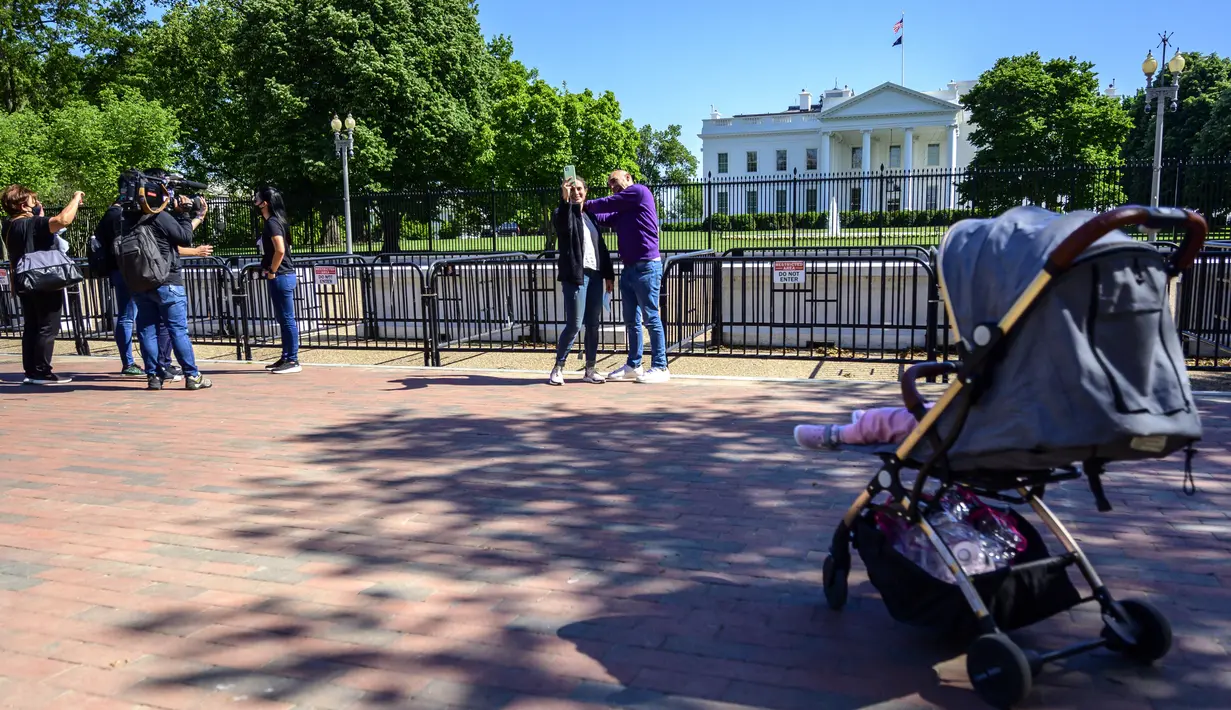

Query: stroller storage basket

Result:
[853,509,1082,640]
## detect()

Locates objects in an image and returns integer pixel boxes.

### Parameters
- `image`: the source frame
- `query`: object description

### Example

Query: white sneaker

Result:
[635,367,671,384]
[607,364,644,381]
[548,366,565,386]
[582,367,606,384]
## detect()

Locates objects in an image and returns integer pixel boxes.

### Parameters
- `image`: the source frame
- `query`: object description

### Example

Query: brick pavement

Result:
[1,354,1229,710]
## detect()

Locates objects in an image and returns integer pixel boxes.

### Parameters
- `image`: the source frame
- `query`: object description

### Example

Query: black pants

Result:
[19,290,63,378]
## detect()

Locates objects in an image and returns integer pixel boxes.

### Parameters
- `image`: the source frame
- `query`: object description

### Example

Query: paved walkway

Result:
[1,356,1229,710]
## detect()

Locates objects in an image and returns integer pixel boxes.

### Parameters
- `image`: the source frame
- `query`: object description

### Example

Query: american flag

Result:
[893,17,903,33]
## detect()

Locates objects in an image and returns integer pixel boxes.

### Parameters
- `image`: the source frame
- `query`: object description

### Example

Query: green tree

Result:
[636,123,698,184]
[960,52,1132,211]
[560,87,640,187]
[0,108,56,193]
[220,0,496,195]
[42,89,180,202]
[1193,88,1231,157]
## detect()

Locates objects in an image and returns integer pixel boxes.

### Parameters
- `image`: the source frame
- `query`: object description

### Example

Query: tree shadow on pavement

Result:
[115,386,1231,709]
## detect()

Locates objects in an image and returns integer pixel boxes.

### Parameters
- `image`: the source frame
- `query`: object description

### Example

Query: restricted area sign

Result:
[0,268,8,288]
[314,265,339,286]
[772,260,805,284]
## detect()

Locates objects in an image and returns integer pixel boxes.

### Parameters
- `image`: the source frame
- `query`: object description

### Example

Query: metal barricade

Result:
[1177,250,1231,369]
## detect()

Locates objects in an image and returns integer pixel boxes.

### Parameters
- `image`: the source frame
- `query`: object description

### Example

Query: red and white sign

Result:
[313,265,339,286]
[0,268,8,288]
[772,260,805,284]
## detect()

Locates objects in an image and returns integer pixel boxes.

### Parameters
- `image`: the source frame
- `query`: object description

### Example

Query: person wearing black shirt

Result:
[95,195,216,380]
[125,169,213,391]
[254,186,300,374]
[1,185,85,384]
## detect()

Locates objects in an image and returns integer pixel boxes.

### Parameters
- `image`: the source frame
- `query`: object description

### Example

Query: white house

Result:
[699,80,978,213]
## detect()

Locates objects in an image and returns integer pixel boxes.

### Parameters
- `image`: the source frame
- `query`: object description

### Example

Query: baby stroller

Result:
[820,204,1208,709]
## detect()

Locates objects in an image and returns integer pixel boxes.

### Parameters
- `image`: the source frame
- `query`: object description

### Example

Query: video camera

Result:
[118,169,209,216]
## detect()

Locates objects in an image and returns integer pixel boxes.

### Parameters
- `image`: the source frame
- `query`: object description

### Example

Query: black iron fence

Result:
[2,244,1228,371]
[27,160,1230,260]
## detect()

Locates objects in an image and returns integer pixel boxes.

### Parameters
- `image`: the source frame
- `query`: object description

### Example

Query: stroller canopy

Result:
[930,206,1200,470]
[938,206,1141,345]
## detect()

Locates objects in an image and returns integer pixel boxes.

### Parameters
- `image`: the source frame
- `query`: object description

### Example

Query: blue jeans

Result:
[111,271,171,372]
[134,284,199,377]
[266,272,299,361]
[555,271,605,367]
[619,259,667,370]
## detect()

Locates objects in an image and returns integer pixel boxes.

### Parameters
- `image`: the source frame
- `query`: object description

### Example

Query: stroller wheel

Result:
[967,633,1032,709]
[1103,599,1172,663]
[822,555,848,610]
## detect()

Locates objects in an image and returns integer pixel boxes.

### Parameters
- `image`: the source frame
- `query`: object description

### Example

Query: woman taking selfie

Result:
[254,186,300,374]
[2,185,84,385]
[548,176,614,385]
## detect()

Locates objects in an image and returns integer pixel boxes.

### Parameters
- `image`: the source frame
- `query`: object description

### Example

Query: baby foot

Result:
[794,424,841,450]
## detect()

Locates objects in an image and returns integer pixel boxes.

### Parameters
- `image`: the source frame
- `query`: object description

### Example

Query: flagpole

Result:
[900,11,905,86]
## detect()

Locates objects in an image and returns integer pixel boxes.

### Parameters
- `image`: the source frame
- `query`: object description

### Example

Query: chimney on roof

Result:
[799,89,812,112]
[1104,80,1118,98]
[709,105,720,119]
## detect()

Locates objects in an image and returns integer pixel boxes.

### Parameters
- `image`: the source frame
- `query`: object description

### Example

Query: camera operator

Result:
[121,168,214,391]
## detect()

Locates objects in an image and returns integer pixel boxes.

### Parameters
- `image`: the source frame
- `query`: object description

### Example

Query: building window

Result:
[717,153,728,174]
[927,143,940,167]
[806,148,818,171]
[776,189,788,213]
[746,190,758,214]
[805,188,818,212]
[850,186,862,211]
[887,183,902,212]
[746,151,758,172]
[889,145,902,169]
[925,186,939,210]
[776,149,787,171]
[716,191,729,215]
[850,146,863,170]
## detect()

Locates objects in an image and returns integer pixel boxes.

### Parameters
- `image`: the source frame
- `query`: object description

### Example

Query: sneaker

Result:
[147,374,163,391]
[264,358,286,371]
[165,365,185,382]
[635,367,671,384]
[582,367,606,384]
[794,424,841,450]
[22,374,72,385]
[548,365,565,386]
[185,374,213,390]
[270,360,302,374]
[120,365,144,376]
[607,364,644,381]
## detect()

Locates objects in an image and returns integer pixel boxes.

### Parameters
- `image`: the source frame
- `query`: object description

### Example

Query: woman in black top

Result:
[254,186,300,374]
[1,185,85,384]
[548,177,615,385]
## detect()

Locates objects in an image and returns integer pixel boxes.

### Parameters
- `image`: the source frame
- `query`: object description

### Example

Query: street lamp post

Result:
[1141,34,1186,208]
[331,113,357,254]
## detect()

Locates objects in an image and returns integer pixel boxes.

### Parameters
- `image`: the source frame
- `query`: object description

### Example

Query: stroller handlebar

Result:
[1047,206,1208,277]
[902,362,960,419]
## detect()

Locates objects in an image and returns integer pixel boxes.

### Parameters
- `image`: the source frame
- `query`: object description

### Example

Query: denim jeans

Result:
[111,271,171,372]
[554,271,605,367]
[266,272,299,361]
[134,284,199,377]
[619,258,667,370]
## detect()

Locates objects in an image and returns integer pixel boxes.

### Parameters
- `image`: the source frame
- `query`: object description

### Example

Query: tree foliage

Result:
[636,123,698,184]
[4,0,688,201]
[960,52,1132,211]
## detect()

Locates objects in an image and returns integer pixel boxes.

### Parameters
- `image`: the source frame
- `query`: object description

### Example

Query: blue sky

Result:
[475,0,1225,161]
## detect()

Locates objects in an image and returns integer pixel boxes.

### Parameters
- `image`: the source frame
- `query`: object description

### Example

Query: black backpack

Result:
[114,214,170,293]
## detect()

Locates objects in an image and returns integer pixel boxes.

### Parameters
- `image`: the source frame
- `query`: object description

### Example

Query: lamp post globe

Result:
[344,114,356,131]
[1142,51,1158,80]
[330,115,343,133]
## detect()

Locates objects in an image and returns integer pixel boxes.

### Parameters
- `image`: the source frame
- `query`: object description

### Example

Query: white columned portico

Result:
[819,131,832,209]
[947,123,959,207]
[903,127,914,210]
[861,129,872,212]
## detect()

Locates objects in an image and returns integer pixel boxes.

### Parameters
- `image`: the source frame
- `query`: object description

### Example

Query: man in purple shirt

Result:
[584,170,669,383]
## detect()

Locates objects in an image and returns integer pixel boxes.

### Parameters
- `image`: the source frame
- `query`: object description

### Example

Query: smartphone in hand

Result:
[563,165,576,181]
